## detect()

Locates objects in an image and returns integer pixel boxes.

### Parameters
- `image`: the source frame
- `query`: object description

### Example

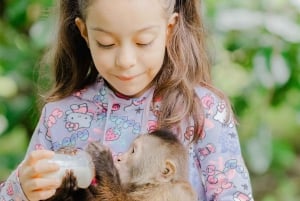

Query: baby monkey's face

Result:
[114,135,163,185]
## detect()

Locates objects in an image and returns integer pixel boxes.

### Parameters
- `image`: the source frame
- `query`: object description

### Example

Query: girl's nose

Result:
[115,45,136,69]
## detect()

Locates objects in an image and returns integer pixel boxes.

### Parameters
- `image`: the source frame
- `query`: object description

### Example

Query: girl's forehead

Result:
[85,0,170,35]
[85,0,167,22]
[87,0,164,13]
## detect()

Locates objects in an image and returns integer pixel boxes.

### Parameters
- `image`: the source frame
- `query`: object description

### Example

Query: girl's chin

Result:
[105,81,152,98]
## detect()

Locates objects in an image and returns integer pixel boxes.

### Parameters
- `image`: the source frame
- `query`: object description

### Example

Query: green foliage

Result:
[0,0,299,200]
[0,0,54,179]
[204,1,300,200]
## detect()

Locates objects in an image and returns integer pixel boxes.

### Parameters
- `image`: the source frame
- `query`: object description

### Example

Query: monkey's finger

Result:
[61,170,78,191]
[69,170,78,190]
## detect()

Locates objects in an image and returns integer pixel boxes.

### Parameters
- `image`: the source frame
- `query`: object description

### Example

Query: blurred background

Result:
[0,0,299,200]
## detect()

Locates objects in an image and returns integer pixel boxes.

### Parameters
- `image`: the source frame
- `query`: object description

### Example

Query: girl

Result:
[0,0,253,200]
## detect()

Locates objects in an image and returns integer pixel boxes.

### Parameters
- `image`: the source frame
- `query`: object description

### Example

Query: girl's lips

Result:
[116,73,141,81]
[117,76,135,81]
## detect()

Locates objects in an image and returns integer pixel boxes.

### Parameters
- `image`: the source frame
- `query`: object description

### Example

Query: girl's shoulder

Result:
[194,85,234,124]
[194,85,227,104]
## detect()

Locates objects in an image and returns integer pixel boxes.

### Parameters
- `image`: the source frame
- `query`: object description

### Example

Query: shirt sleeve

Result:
[0,106,51,201]
[195,92,254,201]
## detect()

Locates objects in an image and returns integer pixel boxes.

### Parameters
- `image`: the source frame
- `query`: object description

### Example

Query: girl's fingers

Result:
[22,177,61,201]
[19,150,61,200]
[25,177,61,191]
[27,188,57,201]
[20,159,60,182]
[31,159,60,177]
[23,150,55,166]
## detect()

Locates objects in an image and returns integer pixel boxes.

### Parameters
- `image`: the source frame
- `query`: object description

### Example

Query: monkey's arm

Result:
[86,142,129,201]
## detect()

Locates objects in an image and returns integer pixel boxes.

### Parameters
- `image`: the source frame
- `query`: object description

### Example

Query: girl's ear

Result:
[75,17,89,46]
[166,12,178,40]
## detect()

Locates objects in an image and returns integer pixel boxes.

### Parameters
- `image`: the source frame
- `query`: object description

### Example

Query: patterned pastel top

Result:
[0,78,253,201]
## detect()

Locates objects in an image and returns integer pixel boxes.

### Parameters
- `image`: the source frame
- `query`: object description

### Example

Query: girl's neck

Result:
[104,79,154,100]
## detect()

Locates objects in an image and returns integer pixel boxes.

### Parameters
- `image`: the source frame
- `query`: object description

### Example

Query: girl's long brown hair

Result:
[41,0,230,142]
[42,0,98,101]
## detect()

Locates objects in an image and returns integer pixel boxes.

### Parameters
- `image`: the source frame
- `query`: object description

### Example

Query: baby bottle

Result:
[43,149,95,188]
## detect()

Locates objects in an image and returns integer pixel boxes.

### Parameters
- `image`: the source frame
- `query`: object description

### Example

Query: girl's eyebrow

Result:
[90,25,160,34]
[90,27,111,34]
[136,25,160,33]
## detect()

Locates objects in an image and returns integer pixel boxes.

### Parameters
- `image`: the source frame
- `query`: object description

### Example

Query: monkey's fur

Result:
[44,129,197,201]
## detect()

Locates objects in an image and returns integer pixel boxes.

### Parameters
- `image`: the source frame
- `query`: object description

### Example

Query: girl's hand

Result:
[19,150,61,201]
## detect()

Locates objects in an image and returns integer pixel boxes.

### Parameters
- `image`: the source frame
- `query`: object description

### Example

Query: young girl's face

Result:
[76,0,177,97]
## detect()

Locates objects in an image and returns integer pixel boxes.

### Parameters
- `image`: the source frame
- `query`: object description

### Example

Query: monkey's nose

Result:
[114,155,122,163]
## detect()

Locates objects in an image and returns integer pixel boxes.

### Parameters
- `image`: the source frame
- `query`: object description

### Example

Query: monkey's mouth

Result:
[91,177,98,186]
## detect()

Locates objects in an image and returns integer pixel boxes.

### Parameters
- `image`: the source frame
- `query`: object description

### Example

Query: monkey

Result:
[44,129,197,201]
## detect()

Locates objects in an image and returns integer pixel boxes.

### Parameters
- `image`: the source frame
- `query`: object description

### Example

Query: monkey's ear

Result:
[161,160,176,181]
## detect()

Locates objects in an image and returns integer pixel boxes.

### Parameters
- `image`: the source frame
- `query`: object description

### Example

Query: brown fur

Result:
[44,129,197,201]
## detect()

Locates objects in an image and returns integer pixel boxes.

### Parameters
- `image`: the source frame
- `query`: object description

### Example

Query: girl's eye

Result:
[96,42,115,49]
[137,41,153,47]
[131,147,135,154]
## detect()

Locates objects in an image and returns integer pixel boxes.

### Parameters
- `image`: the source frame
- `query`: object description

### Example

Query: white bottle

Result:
[43,149,95,188]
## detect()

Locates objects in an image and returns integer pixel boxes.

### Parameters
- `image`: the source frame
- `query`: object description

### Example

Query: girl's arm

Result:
[195,89,253,201]
[0,106,60,201]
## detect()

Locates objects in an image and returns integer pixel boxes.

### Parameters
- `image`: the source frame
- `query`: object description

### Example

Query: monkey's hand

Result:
[86,142,125,200]
[43,170,78,201]
[56,146,78,155]
[86,142,119,182]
